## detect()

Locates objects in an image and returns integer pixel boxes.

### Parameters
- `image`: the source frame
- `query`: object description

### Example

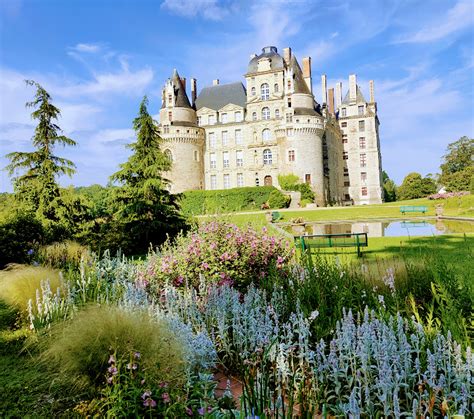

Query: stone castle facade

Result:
[158,46,383,205]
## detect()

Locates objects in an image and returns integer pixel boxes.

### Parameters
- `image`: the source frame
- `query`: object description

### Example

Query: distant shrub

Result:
[293,183,315,202]
[276,174,315,202]
[268,189,290,209]
[179,186,278,216]
[143,221,294,291]
[38,241,92,269]
[0,265,62,314]
[277,174,300,190]
[38,306,186,393]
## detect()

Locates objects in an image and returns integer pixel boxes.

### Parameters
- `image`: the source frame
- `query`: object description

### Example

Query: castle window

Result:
[262,107,270,120]
[344,167,349,175]
[343,152,348,160]
[358,105,364,115]
[263,149,272,165]
[235,111,242,122]
[286,113,292,123]
[361,172,367,181]
[342,135,348,144]
[341,122,347,127]
[361,186,368,196]
[168,111,173,121]
[237,173,244,187]
[222,131,229,146]
[305,174,311,184]
[221,113,228,123]
[168,94,172,104]
[252,112,257,121]
[210,175,217,190]
[164,149,173,162]
[287,79,291,90]
[286,128,293,137]
[288,150,295,162]
[223,151,230,168]
[223,174,230,189]
[360,153,367,167]
[344,181,350,187]
[341,108,347,117]
[359,137,366,149]
[255,177,260,186]
[344,193,351,201]
[236,150,243,167]
[274,83,279,93]
[210,153,216,169]
[251,86,256,96]
[163,125,170,134]
[359,120,365,131]
[261,83,270,100]
[235,129,243,145]
[275,109,280,118]
[288,98,292,108]
[209,132,216,148]
[194,150,199,161]
[197,116,202,126]
[209,115,216,125]
[262,128,271,142]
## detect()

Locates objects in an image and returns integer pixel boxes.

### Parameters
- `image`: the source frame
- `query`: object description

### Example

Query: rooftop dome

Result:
[247,46,284,74]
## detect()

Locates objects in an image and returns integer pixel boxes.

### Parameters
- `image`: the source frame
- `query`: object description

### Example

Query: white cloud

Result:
[161,0,232,20]
[394,0,474,44]
[70,43,102,53]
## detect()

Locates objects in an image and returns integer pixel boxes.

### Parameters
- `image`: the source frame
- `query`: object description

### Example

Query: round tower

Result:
[159,70,205,193]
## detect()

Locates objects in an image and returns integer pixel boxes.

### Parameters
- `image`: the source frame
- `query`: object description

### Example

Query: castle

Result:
[158,46,383,205]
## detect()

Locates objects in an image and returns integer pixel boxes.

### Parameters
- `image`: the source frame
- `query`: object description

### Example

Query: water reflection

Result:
[288,219,474,238]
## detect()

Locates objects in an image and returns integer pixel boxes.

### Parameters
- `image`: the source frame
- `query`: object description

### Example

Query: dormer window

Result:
[252,112,257,121]
[341,108,347,117]
[261,83,269,100]
[221,113,228,123]
[274,83,279,93]
[251,87,256,96]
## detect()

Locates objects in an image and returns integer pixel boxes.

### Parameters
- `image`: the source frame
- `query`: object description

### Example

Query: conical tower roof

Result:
[162,69,193,109]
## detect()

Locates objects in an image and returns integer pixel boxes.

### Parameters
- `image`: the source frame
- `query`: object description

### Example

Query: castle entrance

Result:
[264,175,273,186]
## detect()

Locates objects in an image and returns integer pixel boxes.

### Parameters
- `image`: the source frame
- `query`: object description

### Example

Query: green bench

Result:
[295,232,368,257]
[400,205,428,214]
[271,211,282,222]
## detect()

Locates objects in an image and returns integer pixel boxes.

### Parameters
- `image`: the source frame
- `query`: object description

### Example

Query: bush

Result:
[268,189,290,209]
[0,265,62,314]
[276,174,315,202]
[293,183,315,202]
[38,241,92,269]
[37,306,186,392]
[143,221,294,291]
[179,186,278,216]
[277,174,299,190]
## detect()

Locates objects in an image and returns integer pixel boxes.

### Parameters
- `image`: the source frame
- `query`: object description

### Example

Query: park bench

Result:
[400,205,427,214]
[271,211,282,222]
[295,232,368,257]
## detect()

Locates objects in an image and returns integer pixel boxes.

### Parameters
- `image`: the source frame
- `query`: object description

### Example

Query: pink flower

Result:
[186,407,193,416]
[162,392,171,403]
[142,390,152,399]
[143,398,157,408]
[201,262,209,270]
[159,381,168,388]
[108,355,115,364]
[174,276,184,286]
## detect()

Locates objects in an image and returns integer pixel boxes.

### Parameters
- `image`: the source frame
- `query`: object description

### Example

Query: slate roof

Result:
[289,55,311,95]
[247,46,285,74]
[294,107,319,116]
[195,82,247,111]
[342,86,366,104]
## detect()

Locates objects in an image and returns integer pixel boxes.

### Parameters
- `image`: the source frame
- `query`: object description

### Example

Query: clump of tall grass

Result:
[0,265,63,313]
[36,305,187,394]
[38,241,92,269]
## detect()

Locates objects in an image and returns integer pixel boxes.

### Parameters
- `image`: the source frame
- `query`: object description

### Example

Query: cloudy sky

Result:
[1,0,473,192]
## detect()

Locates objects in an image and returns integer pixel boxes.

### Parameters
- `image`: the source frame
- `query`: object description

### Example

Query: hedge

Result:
[179,186,288,216]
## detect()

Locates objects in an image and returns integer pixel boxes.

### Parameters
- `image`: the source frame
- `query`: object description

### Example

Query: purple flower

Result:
[142,390,152,399]
[201,262,209,270]
[107,366,118,375]
[107,376,114,384]
[126,362,137,370]
[162,392,171,403]
[134,352,141,359]
[186,407,193,416]
[27,249,34,255]
[143,398,157,408]
[108,354,115,364]
[159,381,168,388]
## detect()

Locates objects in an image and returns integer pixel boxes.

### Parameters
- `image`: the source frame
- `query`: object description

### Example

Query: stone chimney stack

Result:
[180,77,186,92]
[335,82,342,109]
[213,79,219,86]
[328,87,335,115]
[191,78,197,105]
[369,80,375,102]
[321,74,327,104]
[349,74,357,102]
[283,47,292,65]
[302,57,312,94]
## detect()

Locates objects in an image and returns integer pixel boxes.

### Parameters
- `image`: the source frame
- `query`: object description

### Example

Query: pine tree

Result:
[110,96,185,252]
[6,80,76,216]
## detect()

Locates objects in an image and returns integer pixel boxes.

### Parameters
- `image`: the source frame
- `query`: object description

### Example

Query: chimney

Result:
[369,80,374,102]
[328,88,335,115]
[321,74,327,104]
[191,78,197,105]
[283,47,292,64]
[335,82,342,108]
[349,74,357,102]
[180,77,186,92]
[302,57,312,93]
[213,79,219,86]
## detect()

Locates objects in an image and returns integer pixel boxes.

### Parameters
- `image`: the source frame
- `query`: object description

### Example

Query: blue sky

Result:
[1,0,473,192]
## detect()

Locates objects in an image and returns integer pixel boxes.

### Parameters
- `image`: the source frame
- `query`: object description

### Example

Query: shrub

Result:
[143,221,294,290]
[38,241,92,269]
[0,265,62,314]
[179,186,277,216]
[268,189,290,209]
[293,182,315,202]
[276,174,315,202]
[37,306,187,392]
[277,174,299,190]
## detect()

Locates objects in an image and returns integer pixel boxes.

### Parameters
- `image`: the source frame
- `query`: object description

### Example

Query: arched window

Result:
[262,128,271,142]
[251,86,256,96]
[164,149,173,163]
[274,83,279,93]
[263,148,272,165]
[252,112,257,121]
[262,107,270,120]
[260,83,269,100]
[275,109,280,118]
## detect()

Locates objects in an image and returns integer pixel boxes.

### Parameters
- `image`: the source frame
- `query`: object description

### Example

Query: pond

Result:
[285,219,474,238]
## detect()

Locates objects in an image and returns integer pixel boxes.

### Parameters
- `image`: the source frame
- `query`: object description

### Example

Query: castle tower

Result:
[336,75,383,204]
[159,69,205,193]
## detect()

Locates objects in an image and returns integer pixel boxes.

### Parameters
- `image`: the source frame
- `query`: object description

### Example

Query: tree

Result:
[5,80,76,216]
[397,172,437,200]
[439,136,473,191]
[382,171,397,202]
[109,96,186,253]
